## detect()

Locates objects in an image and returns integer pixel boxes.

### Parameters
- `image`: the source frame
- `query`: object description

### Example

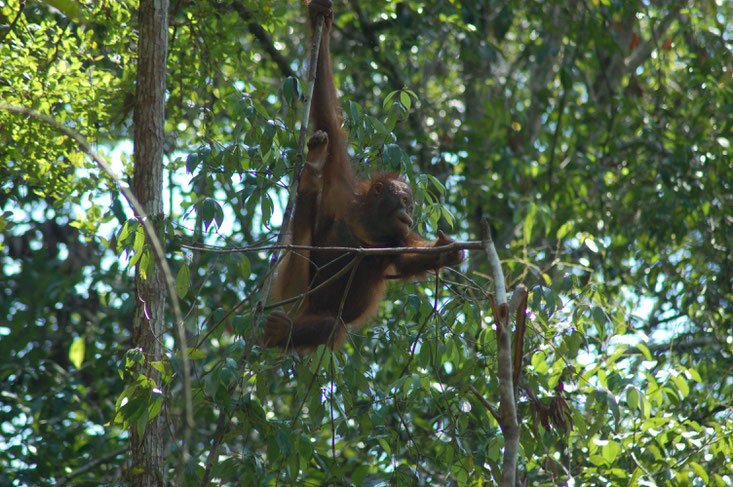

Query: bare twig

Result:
[56,448,126,486]
[182,239,485,256]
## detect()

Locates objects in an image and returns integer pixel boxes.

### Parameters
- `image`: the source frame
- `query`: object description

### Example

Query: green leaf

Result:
[309,345,330,373]
[260,194,273,224]
[589,454,606,466]
[383,143,402,168]
[427,174,446,194]
[626,386,641,411]
[244,105,258,123]
[231,316,249,336]
[42,0,84,21]
[399,90,411,111]
[591,306,607,339]
[556,221,574,240]
[116,220,132,254]
[689,462,709,484]
[671,374,690,398]
[186,150,201,174]
[531,351,549,374]
[542,287,556,316]
[110,192,127,223]
[276,428,292,457]
[523,203,537,247]
[282,76,300,106]
[140,250,152,279]
[601,440,620,463]
[377,437,392,456]
[441,205,454,227]
[69,337,85,369]
[636,343,652,361]
[133,224,146,255]
[148,394,162,420]
[383,90,399,108]
[176,264,190,299]
[368,116,389,136]
[238,255,251,279]
[187,348,206,360]
[348,100,361,125]
[201,198,220,231]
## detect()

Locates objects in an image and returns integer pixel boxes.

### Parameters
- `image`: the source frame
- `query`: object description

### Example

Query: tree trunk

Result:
[130,0,169,485]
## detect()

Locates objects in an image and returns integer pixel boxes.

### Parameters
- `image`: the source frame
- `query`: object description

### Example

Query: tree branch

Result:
[56,448,126,486]
[230,1,297,79]
[481,219,519,487]
[617,137,673,156]
[182,239,485,256]
[468,384,500,422]
[625,7,681,74]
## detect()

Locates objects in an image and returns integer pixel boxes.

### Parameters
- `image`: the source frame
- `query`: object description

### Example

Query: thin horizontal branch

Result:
[628,336,715,355]
[182,240,485,256]
[617,137,673,156]
[57,448,126,486]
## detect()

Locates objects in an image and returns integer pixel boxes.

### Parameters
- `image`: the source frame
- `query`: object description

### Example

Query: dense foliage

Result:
[1,0,731,485]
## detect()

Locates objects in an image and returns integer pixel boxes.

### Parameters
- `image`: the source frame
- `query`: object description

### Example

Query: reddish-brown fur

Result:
[264,0,463,352]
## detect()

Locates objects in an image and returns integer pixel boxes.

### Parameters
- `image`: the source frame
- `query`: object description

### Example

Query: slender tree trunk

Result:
[131,0,169,485]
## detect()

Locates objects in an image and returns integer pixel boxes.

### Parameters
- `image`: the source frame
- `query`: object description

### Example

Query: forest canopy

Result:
[0,0,731,485]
